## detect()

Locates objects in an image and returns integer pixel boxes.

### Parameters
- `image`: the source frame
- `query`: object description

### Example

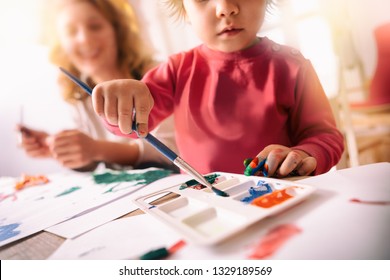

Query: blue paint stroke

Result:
[0,223,21,242]
[240,180,273,204]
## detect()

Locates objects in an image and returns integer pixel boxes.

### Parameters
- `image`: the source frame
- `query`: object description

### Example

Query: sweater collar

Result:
[198,37,270,61]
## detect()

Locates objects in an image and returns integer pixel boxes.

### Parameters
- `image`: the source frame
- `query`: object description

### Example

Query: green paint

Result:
[93,169,173,185]
[179,173,220,190]
[55,186,81,197]
[139,247,169,260]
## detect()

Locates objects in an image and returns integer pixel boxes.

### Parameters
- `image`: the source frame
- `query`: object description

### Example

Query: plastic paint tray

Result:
[134,172,316,246]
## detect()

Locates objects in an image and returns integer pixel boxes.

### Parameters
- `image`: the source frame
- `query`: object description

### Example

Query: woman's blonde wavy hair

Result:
[49,0,153,103]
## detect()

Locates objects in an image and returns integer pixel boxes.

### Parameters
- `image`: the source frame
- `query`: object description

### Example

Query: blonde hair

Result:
[163,0,276,21]
[49,0,153,103]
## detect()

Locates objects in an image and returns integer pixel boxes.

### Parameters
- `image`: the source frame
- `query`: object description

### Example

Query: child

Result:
[92,0,344,177]
[18,0,178,172]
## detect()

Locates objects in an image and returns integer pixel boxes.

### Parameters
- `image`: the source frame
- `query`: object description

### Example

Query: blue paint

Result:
[0,223,21,242]
[240,180,273,204]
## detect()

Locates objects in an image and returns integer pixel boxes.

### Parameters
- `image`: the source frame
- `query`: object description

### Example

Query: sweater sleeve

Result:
[289,60,344,174]
[142,59,177,131]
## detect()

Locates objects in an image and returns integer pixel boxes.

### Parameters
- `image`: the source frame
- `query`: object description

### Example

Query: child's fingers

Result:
[277,150,302,177]
[104,96,118,126]
[296,156,317,176]
[118,94,133,135]
[92,80,153,137]
[133,83,154,137]
[264,148,289,177]
[92,81,120,125]
[92,86,105,117]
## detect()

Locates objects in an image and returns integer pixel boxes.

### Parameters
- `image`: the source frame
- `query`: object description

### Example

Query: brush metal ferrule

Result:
[173,157,214,189]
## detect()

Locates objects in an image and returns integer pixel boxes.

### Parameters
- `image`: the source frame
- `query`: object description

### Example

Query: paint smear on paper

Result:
[139,239,186,260]
[0,223,21,242]
[168,239,186,254]
[248,224,301,259]
[0,193,17,203]
[251,188,294,208]
[93,169,173,185]
[78,246,106,258]
[350,198,390,205]
[55,186,81,197]
[14,174,49,191]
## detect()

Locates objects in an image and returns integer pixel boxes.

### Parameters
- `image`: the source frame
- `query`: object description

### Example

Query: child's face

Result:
[183,0,267,52]
[56,1,119,78]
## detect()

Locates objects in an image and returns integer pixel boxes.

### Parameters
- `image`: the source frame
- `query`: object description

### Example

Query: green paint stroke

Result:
[93,169,173,185]
[55,186,81,197]
[179,173,220,190]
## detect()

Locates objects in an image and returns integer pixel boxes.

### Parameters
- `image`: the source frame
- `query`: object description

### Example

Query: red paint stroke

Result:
[168,240,186,254]
[248,224,301,259]
[251,188,294,208]
[0,192,17,202]
[14,174,49,191]
[350,198,390,205]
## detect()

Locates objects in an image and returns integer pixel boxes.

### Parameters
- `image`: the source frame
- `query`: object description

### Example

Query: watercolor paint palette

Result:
[134,172,316,246]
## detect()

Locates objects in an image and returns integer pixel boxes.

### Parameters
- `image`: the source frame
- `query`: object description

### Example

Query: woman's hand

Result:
[16,125,51,158]
[47,129,98,169]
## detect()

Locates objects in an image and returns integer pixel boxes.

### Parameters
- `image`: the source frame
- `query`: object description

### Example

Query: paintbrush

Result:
[59,67,229,197]
[17,105,31,143]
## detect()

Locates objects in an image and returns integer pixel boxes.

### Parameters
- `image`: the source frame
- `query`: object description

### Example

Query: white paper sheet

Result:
[49,215,183,259]
[45,174,190,239]
[0,168,176,247]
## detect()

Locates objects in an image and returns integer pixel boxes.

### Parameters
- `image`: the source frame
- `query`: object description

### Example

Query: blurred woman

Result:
[18,0,178,172]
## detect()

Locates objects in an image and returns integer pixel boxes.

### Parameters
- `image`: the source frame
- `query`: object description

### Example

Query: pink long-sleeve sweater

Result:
[106,37,344,175]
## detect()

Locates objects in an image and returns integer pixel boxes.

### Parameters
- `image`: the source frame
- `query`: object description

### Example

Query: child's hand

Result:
[92,79,154,137]
[245,144,317,178]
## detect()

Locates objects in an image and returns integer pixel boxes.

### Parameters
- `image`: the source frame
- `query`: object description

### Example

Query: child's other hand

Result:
[16,125,51,158]
[255,144,317,178]
[92,79,154,137]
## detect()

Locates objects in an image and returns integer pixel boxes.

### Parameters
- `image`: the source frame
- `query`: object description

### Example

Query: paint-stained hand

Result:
[16,125,51,158]
[245,144,317,178]
[47,129,98,169]
[92,79,154,137]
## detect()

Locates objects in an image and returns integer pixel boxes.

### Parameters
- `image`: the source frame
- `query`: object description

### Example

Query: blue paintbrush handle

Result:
[132,120,177,161]
[144,133,177,161]
[60,67,92,95]
[59,67,228,196]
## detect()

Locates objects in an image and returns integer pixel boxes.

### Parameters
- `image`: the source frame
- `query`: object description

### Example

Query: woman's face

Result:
[56,1,118,78]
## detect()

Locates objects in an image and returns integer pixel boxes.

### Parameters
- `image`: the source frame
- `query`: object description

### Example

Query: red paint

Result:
[168,240,186,254]
[0,192,17,202]
[251,188,294,208]
[248,224,301,259]
[350,198,390,205]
